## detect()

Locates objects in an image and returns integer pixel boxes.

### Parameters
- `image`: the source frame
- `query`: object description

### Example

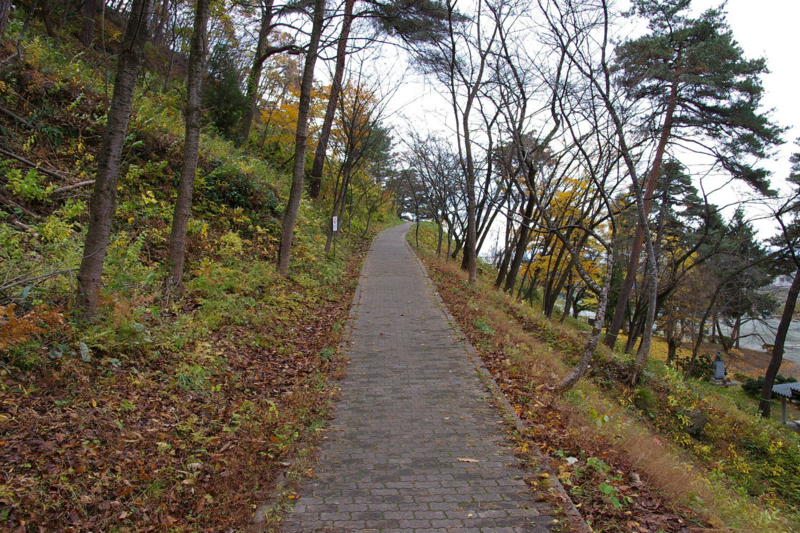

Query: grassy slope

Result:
[0,22,399,531]
[409,222,800,533]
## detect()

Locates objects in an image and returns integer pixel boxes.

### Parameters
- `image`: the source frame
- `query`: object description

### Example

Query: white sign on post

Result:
[332,216,338,232]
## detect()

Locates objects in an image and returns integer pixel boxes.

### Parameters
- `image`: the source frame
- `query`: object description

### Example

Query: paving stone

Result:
[282,223,558,532]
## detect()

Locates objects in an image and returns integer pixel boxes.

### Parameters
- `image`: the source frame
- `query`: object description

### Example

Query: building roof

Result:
[772,382,800,398]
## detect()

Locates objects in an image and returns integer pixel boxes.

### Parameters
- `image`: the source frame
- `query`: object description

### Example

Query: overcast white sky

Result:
[692,0,800,177]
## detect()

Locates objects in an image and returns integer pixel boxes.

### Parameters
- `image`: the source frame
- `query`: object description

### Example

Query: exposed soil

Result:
[725,346,797,378]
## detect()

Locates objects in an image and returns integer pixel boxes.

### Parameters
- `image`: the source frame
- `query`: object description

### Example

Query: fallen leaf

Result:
[457,458,479,463]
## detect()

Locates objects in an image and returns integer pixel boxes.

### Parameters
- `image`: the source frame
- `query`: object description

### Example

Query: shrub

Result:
[742,375,797,398]
[675,352,713,379]
[202,164,278,213]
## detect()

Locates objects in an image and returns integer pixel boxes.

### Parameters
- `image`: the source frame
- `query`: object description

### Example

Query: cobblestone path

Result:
[283,223,559,532]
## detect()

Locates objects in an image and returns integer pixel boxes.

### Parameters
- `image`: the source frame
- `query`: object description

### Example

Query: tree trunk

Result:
[151,0,170,45]
[166,0,210,290]
[503,192,535,293]
[324,164,350,254]
[493,234,514,288]
[77,0,153,318]
[560,282,574,323]
[494,201,518,287]
[0,0,9,38]
[716,319,731,351]
[542,243,569,318]
[732,315,741,348]
[556,248,614,391]
[445,221,451,263]
[436,221,443,256]
[605,79,679,349]
[759,268,800,417]
[81,0,97,47]
[308,0,354,199]
[629,183,661,383]
[685,287,722,379]
[277,0,325,277]
[237,0,275,146]
[38,0,56,37]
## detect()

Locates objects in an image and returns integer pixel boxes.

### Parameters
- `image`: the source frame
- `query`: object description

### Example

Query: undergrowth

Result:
[0,21,398,530]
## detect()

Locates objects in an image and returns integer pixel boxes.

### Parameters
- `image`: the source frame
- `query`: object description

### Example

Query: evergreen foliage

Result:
[615,0,785,194]
[202,43,249,139]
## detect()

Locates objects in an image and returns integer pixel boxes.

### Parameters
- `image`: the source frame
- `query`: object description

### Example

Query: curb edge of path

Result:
[401,227,593,533]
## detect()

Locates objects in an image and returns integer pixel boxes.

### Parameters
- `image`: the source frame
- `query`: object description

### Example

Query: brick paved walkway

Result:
[283,223,559,532]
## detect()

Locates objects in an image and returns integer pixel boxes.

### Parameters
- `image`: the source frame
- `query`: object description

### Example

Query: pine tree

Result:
[604,0,784,349]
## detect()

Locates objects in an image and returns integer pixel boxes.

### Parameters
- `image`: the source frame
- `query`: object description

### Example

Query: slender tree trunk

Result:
[77,0,153,318]
[494,234,514,288]
[759,268,800,417]
[561,282,574,323]
[237,0,275,146]
[39,0,56,37]
[445,221,452,263]
[731,316,740,347]
[494,202,518,287]
[308,0,354,199]
[543,244,569,318]
[556,248,614,392]
[151,0,170,45]
[629,188,661,383]
[20,0,38,39]
[667,337,679,365]
[324,165,350,254]
[81,0,97,47]
[710,312,717,342]
[436,221,443,256]
[503,192,535,293]
[605,79,679,349]
[166,0,210,290]
[475,194,503,258]
[277,0,325,276]
[685,287,722,379]
[516,259,533,301]
[716,320,731,351]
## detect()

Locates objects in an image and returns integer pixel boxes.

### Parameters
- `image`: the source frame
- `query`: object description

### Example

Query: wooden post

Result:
[781,396,787,425]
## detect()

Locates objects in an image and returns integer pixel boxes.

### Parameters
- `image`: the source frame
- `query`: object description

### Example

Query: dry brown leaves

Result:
[0,242,368,532]
[423,259,707,533]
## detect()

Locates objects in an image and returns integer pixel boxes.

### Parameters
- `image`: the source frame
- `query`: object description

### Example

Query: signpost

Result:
[332,216,338,258]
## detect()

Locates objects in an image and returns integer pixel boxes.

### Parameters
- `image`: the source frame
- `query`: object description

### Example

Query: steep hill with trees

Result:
[0,0,406,527]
